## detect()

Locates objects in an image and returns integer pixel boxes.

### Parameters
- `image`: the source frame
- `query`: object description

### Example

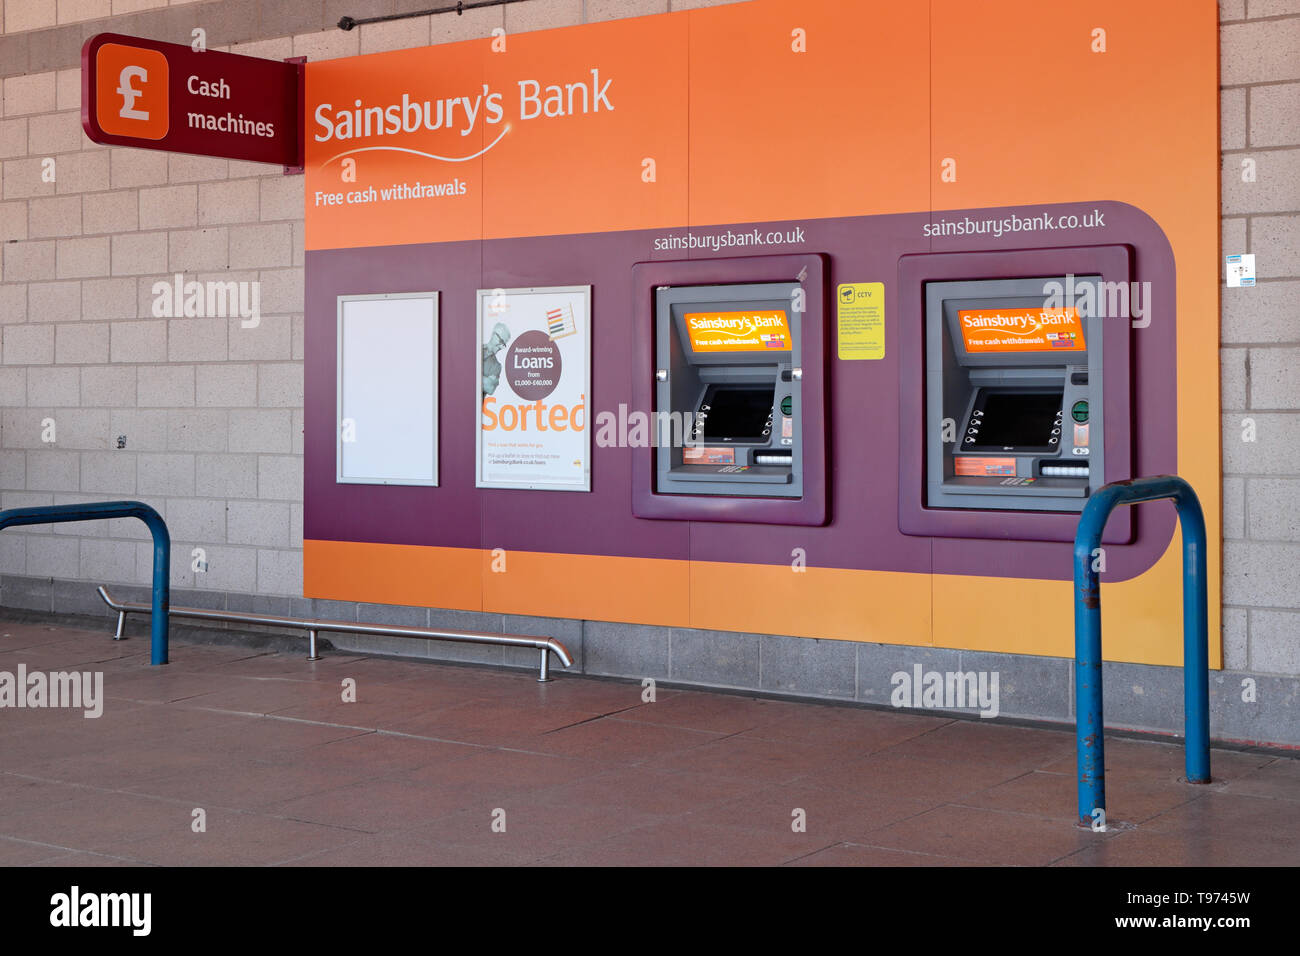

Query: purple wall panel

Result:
[304,199,1178,583]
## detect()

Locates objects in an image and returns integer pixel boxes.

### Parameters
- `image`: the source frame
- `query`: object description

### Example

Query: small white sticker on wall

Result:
[1226,254,1256,287]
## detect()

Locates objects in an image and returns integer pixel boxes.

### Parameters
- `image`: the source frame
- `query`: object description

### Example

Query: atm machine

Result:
[898,247,1133,543]
[924,275,1108,513]
[653,281,803,498]
[631,254,828,525]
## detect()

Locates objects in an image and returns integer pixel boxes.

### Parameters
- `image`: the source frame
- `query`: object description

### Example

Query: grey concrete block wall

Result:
[0,0,1298,745]
[1215,0,1300,691]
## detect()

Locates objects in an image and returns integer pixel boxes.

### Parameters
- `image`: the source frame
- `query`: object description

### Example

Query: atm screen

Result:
[700,386,774,442]
[971,391,1061,448]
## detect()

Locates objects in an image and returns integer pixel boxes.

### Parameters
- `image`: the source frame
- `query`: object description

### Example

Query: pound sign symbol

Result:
[117,65,150,121]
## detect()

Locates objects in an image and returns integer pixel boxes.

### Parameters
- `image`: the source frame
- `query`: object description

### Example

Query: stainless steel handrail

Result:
[97,586,573,682]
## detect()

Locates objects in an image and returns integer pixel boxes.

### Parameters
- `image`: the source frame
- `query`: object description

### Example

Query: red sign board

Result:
[82,33,302,167]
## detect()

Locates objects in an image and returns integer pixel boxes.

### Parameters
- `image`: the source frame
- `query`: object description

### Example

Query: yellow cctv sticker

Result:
[837,282,885,360]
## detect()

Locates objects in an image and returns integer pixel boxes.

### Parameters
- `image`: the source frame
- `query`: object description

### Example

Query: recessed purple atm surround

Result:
[898,245,1135,544]
[630,253,829,525]
[304,201,1177,583]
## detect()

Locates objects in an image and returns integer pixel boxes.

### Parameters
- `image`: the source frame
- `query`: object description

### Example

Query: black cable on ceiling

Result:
[338,0,533,31]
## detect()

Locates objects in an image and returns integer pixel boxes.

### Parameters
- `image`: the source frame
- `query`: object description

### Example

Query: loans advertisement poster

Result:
[476,286,591,491]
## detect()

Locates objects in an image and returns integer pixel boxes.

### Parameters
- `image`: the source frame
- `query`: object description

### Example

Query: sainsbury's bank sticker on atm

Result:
[684,310,790,352]
[958,307,1085,353]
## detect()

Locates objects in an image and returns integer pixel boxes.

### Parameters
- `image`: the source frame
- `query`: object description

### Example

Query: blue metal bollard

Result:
[0,501,170,665]
[1074,476,1210,828]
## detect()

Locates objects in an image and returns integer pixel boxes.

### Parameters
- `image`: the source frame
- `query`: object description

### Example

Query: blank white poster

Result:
[337,293,438,485]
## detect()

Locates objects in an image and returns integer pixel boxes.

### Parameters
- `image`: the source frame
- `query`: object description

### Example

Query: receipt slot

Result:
[898,246,1133,543]
[631,254,828,525]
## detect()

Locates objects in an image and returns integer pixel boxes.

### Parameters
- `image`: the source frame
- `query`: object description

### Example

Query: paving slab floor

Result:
[0,620,1297,867]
